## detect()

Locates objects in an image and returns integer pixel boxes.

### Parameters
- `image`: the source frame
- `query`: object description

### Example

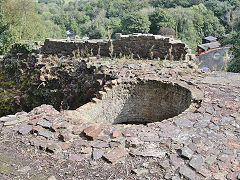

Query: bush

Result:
[12,41,33,54]
[225,32,240,73]
[158,27,176,37]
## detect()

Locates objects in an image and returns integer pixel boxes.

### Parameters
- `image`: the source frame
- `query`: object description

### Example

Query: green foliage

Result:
[191,4,225,37]
[87,10,110,39]
[109,17,122,35]
[0,57,39,116]
[149,0,202,8]
[0,0,65,55]
[12,42,33,54]
[205,0,240,33]
[0,0,240,60]
[168,4,225,50]
[122,12,150,34]
[226,32,240,72]
[149,8,175,34]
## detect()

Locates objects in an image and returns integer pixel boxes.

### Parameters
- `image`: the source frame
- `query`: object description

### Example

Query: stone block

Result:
[83,126,102,140]
[103,148,127,164]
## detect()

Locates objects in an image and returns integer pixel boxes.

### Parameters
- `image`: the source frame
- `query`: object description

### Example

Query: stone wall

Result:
[65,79,196,124]
[42,33,191,60]
[197,47,230,71]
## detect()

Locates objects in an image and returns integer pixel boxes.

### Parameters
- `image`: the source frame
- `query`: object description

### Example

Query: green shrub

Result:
[12,41,33,54]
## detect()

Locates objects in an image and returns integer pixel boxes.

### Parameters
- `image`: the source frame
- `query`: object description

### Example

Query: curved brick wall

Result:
[42,33,192,61]
[66,80,192,124]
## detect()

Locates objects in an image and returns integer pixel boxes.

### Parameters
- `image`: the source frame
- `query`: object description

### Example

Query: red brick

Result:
[112,130,122,138]
[87,128,102,140]
[83,126,102,140]
[83,126,95,134]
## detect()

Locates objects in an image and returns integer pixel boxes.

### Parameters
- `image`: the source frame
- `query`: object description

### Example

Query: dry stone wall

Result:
[42,33,191,60]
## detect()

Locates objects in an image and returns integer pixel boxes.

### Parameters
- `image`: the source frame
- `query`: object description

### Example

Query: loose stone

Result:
[169,154,185,169]
[172,176,181,180]
[58,131,73,142]
[48,176,57,180]
[47,143,62,154]
[122,130,136,137]
[80,147,92,154]
[141,137,161,142]
[189,155,204,171]
[18,124,33,135]
[131,168,148,175]
[69,154,85,162]
[131,149,166,158]
[92,149,104,160]
[37,119,53,129]
[178,147,194,160]
[92,142,109,149]
[179,165,196,180]
[38,129,54,139]
[28,118,41,126]
[103,148,127,164]
[83,126,102,140]
[17,166,31,174]
[112,130,122,138]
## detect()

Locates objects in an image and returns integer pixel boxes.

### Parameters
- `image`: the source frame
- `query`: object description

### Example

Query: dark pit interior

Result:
[113,81,192,124]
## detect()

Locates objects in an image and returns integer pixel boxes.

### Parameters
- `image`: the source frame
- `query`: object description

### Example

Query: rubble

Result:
[0,57,239,179]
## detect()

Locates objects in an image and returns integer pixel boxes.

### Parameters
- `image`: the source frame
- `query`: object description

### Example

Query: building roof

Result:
[198,42,221,50]
[203,36,217,41]
[66,30,72,35]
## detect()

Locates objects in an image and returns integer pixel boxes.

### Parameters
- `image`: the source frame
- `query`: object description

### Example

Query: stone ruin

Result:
[65,79,196,125]
[0,34,240,180]
[42,33,193,61]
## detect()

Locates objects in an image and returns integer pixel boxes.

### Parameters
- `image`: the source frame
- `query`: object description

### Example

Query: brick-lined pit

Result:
[68,80,192,124]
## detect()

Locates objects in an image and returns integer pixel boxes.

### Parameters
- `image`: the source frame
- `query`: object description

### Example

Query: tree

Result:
[190,4,225,37]
[149,0,202,8]
[109,17,122,35]
[121,12,150,34]
[226,31,240,72]
[168,4,225,50]
[235,18,240,31]
[204,0,240,33]
[149,8,175,34]
[69,11,91,36]
[88,10,110,39]
[158,27,176,37]
[169,7,199,47]
[106,0,144,18]
[150,0,176,8]
[0,0,65,55]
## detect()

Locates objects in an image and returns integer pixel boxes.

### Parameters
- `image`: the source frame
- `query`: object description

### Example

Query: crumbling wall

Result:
[42,33,191,60]
[0,55,112,117]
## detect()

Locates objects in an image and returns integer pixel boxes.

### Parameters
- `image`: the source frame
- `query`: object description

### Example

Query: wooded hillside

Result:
[0,0,239,71]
